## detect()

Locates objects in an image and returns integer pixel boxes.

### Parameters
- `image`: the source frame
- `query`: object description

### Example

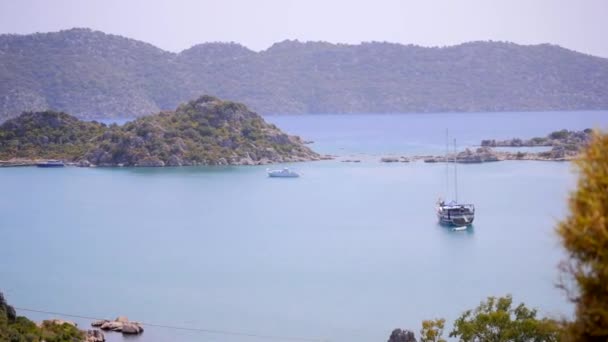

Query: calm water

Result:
[2,111,608,342]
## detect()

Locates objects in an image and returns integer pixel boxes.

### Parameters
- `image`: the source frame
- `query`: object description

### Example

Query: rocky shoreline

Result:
[0,95,323,167]
[418,146,576,163]
[1,128,591,167]
[0,155,334,167]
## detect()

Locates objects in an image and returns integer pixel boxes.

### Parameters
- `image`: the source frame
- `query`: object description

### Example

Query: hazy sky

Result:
[1,0,607,57]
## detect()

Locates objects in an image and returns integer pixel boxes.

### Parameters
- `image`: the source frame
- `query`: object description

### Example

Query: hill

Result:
[1,292,87,341]
[0,95,319,166]
[0,111,106,159]
[1,28,608,120]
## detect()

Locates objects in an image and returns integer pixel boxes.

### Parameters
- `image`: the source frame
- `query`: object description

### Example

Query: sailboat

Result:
[436,131,475,228]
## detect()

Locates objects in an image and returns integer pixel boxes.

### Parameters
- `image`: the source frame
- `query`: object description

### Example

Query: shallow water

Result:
[2,110,607,342]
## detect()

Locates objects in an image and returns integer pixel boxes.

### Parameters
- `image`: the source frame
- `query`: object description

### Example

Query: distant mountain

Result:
[0,95,319,166]
[1,28,607,120]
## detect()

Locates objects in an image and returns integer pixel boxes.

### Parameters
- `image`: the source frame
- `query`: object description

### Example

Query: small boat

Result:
[36,160,65,168]
[267,167,299,178]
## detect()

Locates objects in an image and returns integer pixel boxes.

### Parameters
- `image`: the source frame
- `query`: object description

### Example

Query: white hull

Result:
[436,202,475,227]
[267,168,300,178]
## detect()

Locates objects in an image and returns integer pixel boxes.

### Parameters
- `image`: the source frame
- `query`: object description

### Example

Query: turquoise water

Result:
[2,111,608,342]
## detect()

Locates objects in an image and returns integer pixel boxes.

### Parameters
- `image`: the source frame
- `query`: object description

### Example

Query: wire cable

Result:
[14,307,328,342]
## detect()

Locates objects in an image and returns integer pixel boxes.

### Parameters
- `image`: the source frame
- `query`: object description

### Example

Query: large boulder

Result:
[388,329,417,342]
[86,329,105,342]
[100,320,123,331]
[121,322,144,334]
[91,320,108,327]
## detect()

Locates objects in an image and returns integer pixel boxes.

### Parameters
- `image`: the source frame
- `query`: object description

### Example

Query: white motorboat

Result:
[267,167,300,178]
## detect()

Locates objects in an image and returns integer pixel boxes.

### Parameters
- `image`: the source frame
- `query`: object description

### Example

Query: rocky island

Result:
[0,95,320,167]
[419,129,593,163]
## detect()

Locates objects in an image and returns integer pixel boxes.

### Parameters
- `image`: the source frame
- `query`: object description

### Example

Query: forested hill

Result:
[1,28,608,121]
[0,95,319,166]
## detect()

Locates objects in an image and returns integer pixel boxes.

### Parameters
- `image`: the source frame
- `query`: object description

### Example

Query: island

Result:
[0,95,321,167]
[420,129,593,163]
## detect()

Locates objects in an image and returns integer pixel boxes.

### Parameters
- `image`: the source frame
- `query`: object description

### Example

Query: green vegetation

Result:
[2,28,608,121]
[0,293,84,342]
[420,318,447,342]
[0,111,106,160]
[448,295,562,341]
[557,131,608,340]
[549,130,570,140]
[0,95,318,166]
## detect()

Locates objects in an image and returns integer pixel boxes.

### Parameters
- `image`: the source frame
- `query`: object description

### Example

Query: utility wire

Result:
[15,307,328,342]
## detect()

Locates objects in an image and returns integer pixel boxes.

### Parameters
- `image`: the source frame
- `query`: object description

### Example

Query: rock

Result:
[97,317,143,335]
[100,321,123,331]
[121,322,144,334]
[78,159,91,167]
[115,316,129,323]
[91,320,108,327]
[136,157,165,167]
[238,157,254,165]
[167,155,183,166]
[388,329,417,342]
[44,319,77,327]
[86,329,105,342]
[381,157,400,163]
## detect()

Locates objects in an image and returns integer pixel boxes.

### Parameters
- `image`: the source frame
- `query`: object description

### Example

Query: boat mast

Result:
[445,129,449,200]
[454,138,458,203]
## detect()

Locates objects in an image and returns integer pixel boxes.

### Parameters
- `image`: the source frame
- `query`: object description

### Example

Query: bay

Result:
[1,110,607,342]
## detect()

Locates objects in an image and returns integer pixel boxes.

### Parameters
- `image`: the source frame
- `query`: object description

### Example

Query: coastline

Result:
[1,151,573,168]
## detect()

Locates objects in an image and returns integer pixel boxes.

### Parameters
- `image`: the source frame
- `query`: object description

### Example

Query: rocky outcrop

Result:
[381,156,410,163]
[481,129,592,150]
[79,95,319,167]
[0,96,320,166]
[85,329,105,342]
[420,143,577,163]
[95,317,144,335]
[388,329,417,342]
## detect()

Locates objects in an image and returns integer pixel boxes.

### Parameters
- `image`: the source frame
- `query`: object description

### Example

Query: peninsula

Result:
[0,95,320,167]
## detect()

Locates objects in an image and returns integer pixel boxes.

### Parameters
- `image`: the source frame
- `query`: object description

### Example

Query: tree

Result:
[449,295,561,342]
[420,318,447,342]
[557,131,608,341]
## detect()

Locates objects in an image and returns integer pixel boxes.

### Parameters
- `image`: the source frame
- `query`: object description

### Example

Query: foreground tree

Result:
[420,318,446,342]
[1,292,85,342]
[557,131,608,341]
[449,295,561,341]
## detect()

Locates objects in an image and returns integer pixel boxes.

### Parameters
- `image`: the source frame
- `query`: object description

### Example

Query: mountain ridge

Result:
[1,28,607,120]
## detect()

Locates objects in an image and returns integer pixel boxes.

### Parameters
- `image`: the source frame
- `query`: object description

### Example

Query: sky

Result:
[0,0,607,57]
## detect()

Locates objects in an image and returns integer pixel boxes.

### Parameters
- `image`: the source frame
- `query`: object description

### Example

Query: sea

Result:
[1,110,607,342]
